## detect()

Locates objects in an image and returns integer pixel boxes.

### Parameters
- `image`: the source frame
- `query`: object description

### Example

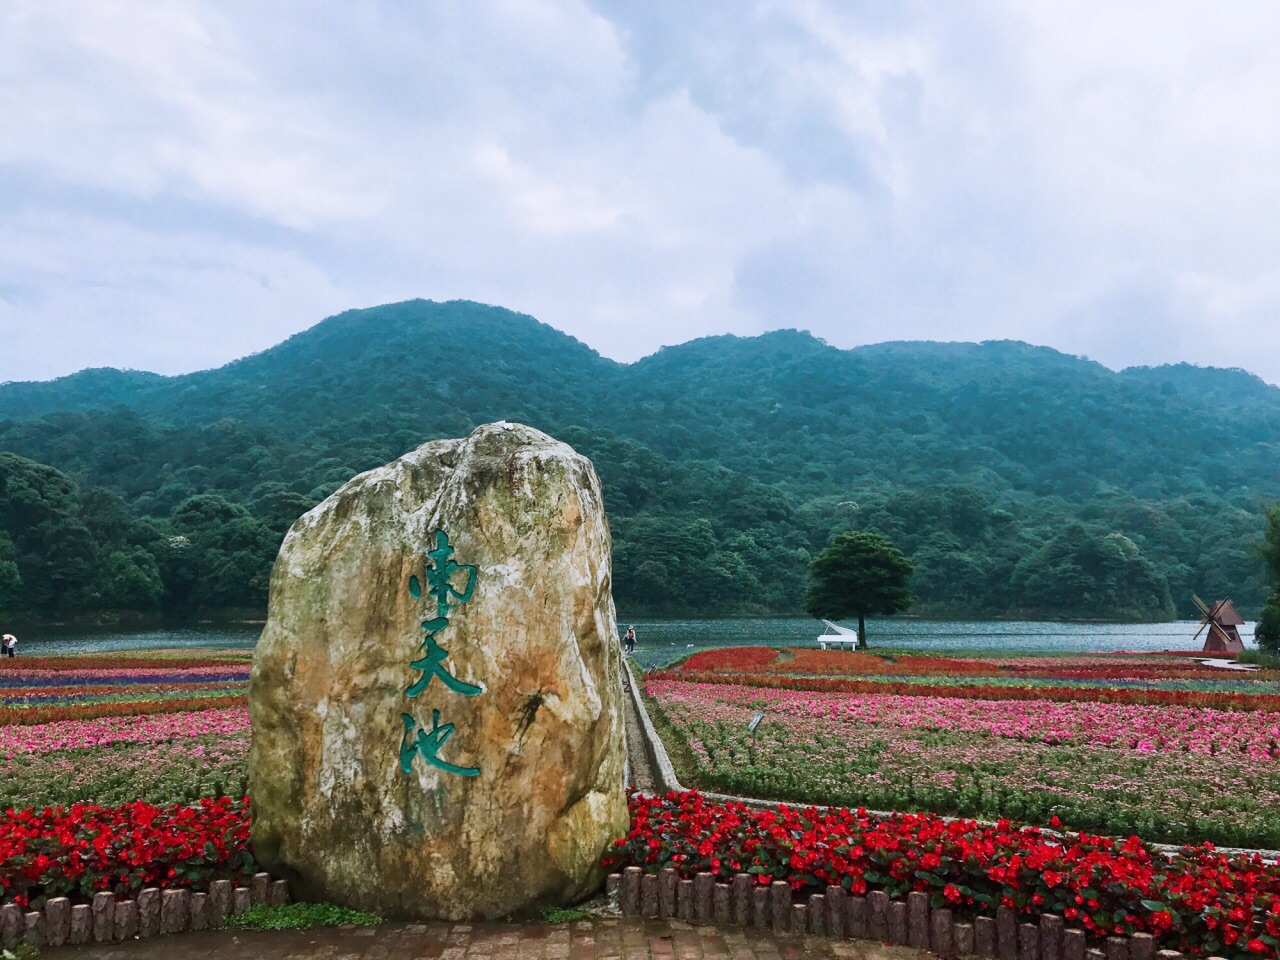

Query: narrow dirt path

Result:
[622,658,657,794]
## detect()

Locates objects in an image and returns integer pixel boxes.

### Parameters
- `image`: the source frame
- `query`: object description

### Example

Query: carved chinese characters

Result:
[399,531,481,778]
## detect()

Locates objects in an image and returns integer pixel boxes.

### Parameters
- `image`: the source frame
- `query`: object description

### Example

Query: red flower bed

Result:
[680,648,995,677]
[0,695,248,727]
[1000,665,1280,682]
[606,791,1280,959]
[661,670,1280,713]
[1,797,256,908]
[677,647,1274,682]
[771,649,995,677]
[682,648,780,671]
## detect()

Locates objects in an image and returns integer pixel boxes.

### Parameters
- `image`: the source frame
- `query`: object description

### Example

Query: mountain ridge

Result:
[2,298,1278,622]
[6,300,1277,420]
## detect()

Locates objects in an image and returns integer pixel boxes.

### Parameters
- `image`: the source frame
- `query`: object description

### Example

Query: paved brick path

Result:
[47,917,932,959]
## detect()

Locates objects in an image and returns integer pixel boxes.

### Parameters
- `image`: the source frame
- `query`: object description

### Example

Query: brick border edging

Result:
[0,873,290,949]
[611,868,1208,960]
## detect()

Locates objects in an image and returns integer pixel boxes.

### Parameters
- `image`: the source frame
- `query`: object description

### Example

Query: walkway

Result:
[623,657,657,793]
[46,917,931,960]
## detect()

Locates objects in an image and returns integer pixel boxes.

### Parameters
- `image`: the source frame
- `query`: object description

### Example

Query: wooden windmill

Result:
[1191,594,1245,655]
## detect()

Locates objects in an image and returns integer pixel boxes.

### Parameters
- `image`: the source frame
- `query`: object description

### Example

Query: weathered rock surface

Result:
[249,422,628,920]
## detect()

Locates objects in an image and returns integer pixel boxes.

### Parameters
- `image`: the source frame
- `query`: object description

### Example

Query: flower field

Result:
[0,649,258,909]
[8,642,1280,959]
[0,652,251,811]
[606,791,1280,959]
[646,648,1280,849]
[680,646,1280,686]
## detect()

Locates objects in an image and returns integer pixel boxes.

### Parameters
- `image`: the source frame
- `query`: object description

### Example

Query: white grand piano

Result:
[817,619,859,650]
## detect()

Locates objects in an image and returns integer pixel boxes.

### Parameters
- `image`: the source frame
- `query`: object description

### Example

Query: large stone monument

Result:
[249,422,629,920]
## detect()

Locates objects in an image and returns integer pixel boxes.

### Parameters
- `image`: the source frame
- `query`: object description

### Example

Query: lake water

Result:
[624,617,1257,668]
[8,617,1255,667]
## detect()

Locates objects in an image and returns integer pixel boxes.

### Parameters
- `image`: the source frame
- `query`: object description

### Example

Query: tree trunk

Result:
[858,613,867,650]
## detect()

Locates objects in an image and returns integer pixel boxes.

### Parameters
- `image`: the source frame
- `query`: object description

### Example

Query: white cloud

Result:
[1,0,1279,383]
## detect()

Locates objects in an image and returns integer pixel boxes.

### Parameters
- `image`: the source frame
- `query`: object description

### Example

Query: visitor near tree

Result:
[2,634,15,658]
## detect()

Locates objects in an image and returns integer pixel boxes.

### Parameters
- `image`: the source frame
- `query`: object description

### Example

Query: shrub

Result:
[1,797,255,908]
[605,791,1280,959]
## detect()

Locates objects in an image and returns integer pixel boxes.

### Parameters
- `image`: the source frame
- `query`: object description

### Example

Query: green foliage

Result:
[2,299,1279,621]
[1256,596,1280,654]
[1235,648,1280,668]
[0,453,163,618]
[1261,504,1280,575]
[161,495,278,612]
[0,454,280,621]
[1258,506,1280,653]
[2,945,40,960]
[539,905,589,923]
[805,533,915,645]
[1010,525,1173,621]
[226,902,382,930]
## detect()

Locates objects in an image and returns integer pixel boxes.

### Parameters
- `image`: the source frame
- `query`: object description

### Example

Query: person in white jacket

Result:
[2,634,14,658]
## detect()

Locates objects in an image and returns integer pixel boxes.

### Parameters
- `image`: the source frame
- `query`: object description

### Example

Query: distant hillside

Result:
[3,298,1278,623]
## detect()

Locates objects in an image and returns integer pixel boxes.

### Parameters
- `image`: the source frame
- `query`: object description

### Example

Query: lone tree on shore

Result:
[805,532,915,649]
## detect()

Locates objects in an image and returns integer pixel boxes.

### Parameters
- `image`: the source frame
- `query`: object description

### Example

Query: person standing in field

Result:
[624,625,636,655]
[2,634,14,658]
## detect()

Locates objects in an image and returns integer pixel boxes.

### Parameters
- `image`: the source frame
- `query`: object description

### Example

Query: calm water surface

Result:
[624,618,1257,668]
[9,617,1255,666]
[12,625,263,656]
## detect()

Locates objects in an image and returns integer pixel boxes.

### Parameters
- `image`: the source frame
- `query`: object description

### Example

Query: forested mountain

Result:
[2,299,1278,623]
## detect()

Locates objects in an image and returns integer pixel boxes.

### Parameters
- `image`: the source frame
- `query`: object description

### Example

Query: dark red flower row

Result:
[678,647,1279,683]
[682,648,782,671]
[0,695,248,727]
[1,797,256,909]
[604,791,1280,960]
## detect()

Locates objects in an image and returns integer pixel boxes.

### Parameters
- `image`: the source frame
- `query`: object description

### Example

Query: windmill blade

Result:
[1190,594,1213,643]
[1189,594,1225,646]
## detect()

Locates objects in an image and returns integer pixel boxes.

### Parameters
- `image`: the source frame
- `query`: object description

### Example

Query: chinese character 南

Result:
[410,529,478,617]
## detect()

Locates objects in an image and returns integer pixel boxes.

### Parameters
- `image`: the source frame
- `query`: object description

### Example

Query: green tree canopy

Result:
[805,532,915,647]
[1010,524,1174,621]
[1257,505,1280,653]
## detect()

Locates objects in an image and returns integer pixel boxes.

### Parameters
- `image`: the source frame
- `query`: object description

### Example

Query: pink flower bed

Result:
[647,679,1280,759]
[0,707,251,759]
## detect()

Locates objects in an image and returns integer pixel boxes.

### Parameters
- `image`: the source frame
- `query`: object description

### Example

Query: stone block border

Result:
[612,868,1214,960]
[0,873,289,950]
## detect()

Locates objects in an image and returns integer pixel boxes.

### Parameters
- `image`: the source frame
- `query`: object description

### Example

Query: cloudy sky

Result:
[3,1,1280,384]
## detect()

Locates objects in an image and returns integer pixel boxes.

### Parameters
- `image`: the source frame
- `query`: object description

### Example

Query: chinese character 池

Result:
[399,710,480,778]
